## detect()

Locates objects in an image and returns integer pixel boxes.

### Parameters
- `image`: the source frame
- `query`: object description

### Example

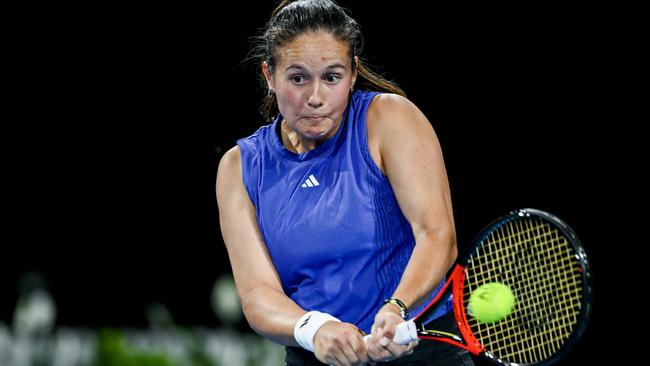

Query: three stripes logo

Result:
[301,174,320,188]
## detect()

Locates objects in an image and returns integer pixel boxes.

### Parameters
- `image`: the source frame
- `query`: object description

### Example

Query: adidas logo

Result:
[301,174,320,188]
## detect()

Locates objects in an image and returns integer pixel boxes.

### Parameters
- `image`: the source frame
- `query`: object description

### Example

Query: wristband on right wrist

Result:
[293,311,341,352]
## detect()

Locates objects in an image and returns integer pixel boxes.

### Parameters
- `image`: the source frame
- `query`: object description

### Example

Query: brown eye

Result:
[290,75,305,84]
[324,74,341,83]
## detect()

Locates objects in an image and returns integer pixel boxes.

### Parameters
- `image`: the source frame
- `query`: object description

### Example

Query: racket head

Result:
[455,208,593,365]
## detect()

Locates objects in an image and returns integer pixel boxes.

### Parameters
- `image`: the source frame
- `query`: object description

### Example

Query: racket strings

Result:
[464,217,583,364]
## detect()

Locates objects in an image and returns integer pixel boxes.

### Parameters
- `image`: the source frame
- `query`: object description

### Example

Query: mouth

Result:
[303,115,327,122]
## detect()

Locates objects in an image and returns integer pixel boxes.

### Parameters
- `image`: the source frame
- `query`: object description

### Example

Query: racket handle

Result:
[361,319,417,345]
[393,320,418,345]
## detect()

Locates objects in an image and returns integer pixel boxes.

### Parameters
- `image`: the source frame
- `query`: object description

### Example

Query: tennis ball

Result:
[468,282,515,323]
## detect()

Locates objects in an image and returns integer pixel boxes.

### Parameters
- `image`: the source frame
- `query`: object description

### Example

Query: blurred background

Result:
[3,1,628,365]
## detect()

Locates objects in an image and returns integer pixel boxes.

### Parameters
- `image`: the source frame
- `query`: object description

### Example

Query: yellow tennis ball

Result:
[468,282,516,323]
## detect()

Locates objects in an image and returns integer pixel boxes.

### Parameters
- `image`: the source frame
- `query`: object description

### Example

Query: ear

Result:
[351,56,359,89]
[262,61,274,91]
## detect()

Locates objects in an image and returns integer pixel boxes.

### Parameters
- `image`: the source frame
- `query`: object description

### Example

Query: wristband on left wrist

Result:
[384,298,409,320]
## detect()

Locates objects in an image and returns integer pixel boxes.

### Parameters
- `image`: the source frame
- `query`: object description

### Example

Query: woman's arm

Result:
[216,146,304,346]
[365,93,457,361]
[217,147,370,365]
[368,93,457,309]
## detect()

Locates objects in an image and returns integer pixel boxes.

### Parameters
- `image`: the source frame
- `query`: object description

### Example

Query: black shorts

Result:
[285,311,475,365]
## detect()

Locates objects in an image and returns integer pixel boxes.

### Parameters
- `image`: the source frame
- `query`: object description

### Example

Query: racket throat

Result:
[419,329,463,343]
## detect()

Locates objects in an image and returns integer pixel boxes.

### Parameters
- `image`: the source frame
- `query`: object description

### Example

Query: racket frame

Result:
[405,208,593,365]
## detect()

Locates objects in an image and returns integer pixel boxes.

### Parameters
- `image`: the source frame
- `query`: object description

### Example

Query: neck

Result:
[280,120,320,153]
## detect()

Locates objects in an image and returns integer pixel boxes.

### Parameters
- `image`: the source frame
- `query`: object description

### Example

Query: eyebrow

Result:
[285,63,348,72]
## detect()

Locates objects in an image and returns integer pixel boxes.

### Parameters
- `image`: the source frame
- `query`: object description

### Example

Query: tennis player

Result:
[217,1,474,365]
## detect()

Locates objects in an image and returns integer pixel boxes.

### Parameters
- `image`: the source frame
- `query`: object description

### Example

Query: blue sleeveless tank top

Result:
[237,90,451,333]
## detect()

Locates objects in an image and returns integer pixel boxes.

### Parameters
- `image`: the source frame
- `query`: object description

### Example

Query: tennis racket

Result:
[392,208,592,365]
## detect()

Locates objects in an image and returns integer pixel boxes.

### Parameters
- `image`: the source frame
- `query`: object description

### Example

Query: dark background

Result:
[4,0,630,364]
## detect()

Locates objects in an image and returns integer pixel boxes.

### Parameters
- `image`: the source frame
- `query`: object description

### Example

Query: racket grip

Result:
[393,320,418,344]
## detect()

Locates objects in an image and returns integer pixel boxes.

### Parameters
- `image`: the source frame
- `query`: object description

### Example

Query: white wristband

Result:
[293,311,341,352]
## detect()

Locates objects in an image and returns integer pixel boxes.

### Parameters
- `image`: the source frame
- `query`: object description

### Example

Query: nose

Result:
[307,81,324,109]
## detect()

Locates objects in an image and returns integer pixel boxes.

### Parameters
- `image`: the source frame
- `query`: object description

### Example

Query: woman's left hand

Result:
[366,304,418,362]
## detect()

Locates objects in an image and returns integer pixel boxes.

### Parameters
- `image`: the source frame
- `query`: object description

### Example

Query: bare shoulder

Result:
[216,146,243,198]
[218,146,241,175]
[367,93,435,145]
[367,93,412,124]
[366,94,437,171]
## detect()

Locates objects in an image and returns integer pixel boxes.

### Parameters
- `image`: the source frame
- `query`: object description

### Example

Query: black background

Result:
[3,1,632,364]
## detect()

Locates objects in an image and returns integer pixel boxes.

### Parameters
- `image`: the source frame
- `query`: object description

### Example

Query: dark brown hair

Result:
[250,0,406,121]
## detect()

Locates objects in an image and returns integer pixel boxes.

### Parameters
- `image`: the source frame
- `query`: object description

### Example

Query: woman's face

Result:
[264,31,356,143]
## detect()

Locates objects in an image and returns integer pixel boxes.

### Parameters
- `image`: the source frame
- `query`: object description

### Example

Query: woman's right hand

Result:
[313,321,372,366]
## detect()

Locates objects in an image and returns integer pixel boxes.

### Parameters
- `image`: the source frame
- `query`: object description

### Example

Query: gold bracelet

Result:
[384,298,408,319]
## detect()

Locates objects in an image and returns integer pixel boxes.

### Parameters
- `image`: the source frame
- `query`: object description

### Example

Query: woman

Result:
[217,1,473,365]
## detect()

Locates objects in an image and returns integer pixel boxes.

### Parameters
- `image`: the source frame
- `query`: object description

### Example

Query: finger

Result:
[379,335,391,347]
[323,343,346,366]
[336,340,360,366]
[350,335,371,363]
[374,327,385,343]
[375,328,393,350]
[383,340,412,359]
[367,328,385,356]
[340,343,360,366]
[367,327,380,346]
[345,332,372,364]
[367,332,395,362]
[378,321,397,341]
[369,348,394,363]
[329,350,348,366]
